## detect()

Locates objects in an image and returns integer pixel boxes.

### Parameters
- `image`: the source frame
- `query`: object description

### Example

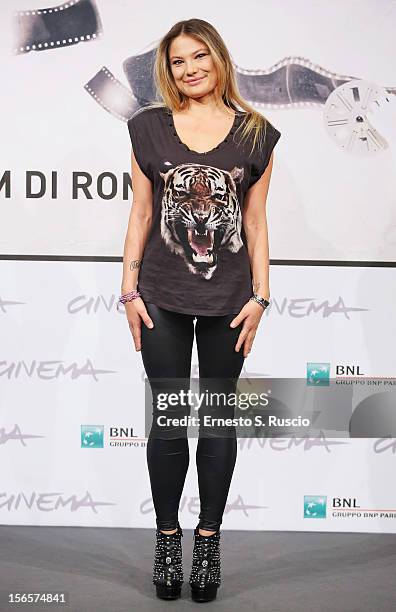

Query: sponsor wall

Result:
[1,0,395,531]
[2,263,396,532]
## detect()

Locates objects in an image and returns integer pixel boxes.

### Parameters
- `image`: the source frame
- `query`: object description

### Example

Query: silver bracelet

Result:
[249,293,270,310]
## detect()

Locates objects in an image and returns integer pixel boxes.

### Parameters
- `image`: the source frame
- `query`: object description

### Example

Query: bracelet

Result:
[249,293,270,310]
[117,289,141,311]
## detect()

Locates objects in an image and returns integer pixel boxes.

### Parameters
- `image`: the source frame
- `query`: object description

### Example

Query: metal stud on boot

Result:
[152,522,183,600]
[189,524,221,602]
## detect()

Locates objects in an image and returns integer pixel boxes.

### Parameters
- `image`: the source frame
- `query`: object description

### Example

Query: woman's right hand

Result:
[124,298,154,351]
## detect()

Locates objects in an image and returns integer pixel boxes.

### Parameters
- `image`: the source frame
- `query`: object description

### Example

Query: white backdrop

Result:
[1,0,396,531]
[1,262,396,531]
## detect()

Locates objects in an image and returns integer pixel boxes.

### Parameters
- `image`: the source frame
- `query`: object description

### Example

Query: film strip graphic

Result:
[86,47,396,125]
[13,0,102,55]
[85,67,139,123]
[12,4,396,129]
[84,49,157,122]
[9,2,396,263]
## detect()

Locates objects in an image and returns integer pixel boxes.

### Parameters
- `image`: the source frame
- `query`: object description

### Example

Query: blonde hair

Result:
[141,18,270,157]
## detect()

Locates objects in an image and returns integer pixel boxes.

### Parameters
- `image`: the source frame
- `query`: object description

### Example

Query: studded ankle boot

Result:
[152,522,184,600]
[189,524,221,602]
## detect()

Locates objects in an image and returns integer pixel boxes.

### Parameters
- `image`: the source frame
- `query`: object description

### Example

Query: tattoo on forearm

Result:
[129,259,141,270]
[253,281,261,293]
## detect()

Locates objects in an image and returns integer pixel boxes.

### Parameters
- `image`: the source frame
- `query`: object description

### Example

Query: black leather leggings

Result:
[140,302,245,532]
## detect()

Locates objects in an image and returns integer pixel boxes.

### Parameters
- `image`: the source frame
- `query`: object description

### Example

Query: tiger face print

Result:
[159,163,244,280]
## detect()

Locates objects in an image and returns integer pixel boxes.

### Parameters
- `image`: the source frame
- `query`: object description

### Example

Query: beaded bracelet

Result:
[117,289,141,311]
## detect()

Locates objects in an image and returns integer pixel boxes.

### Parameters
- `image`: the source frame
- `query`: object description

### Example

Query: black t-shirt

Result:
[127,105,281,316]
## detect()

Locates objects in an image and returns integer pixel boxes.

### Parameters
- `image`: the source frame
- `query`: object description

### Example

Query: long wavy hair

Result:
[141,18,270,157]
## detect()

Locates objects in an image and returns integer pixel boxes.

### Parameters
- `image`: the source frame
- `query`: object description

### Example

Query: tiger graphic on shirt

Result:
[159,163,244,280]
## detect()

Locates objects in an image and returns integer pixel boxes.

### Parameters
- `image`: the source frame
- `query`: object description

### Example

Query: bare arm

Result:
[121,148,155,350]
[242,151,275,300]
[121,149,153,293]
[229,151,275,357]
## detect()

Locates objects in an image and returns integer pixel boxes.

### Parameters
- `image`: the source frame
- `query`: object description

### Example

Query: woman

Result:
[119,18,281,603]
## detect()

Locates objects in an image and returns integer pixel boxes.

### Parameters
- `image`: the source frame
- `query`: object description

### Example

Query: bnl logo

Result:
[304,495,327,518]
[307,363,330,386]
[81,425,104,448]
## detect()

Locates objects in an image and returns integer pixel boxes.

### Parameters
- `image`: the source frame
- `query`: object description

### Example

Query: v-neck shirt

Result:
[127,105,281,316]
[168,109,238,155]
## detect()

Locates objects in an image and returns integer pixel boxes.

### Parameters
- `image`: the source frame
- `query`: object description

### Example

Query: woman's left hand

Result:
[229,299,265,357]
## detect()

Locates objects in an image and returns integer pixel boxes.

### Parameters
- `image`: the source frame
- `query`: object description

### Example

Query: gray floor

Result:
[0,526,395,611]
